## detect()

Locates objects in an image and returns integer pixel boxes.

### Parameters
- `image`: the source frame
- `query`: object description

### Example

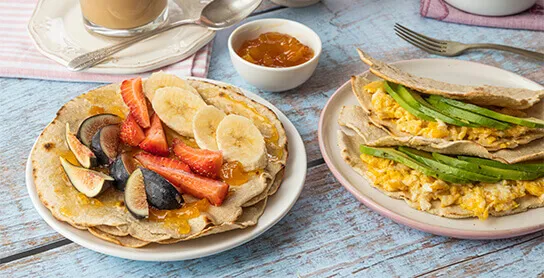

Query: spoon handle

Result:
[68,19,197,71]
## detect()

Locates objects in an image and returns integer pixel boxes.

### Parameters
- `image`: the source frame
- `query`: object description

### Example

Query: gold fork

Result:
[394,23,544,62]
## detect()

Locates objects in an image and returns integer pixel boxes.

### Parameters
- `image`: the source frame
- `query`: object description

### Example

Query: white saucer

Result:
[28,0,215,74]
[26,77,307,261]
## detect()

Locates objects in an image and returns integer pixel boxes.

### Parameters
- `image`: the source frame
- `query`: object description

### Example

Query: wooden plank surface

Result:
[1,0,544,275]
[2,164,544,277]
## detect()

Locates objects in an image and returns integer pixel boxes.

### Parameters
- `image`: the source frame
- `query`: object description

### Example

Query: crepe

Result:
[31,79,288,246]
[339,105,544,164]
[351,72,544,151]
[337,129,544,219]
[357,49,544,109]
[90,198,269,247]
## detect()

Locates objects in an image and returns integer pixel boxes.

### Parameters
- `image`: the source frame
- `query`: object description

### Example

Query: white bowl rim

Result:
[228,18,322,72]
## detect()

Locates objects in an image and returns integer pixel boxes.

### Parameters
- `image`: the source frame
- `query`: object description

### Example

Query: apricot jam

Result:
[56,149,80,166]
[59,193,104,217]
[87,105,126,118]
[149,199,210,234]
[220,161,258,186]
[236,32,314,68]
[163,125,198,148]
[88,105,106,115]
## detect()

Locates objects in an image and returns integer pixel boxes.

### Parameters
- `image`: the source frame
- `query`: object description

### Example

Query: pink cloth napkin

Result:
[0,1,212,83]
[420,0,544,31]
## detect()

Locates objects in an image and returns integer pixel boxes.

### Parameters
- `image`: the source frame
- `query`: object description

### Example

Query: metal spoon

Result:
[68,0,262,71]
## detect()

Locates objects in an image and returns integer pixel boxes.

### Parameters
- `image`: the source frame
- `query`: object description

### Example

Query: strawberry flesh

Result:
[120,78,150,128]
[134,152,191,173]
[148,164,229,206]
[172,138,223,179]
[120,114,145,147]
[139,114,169,156]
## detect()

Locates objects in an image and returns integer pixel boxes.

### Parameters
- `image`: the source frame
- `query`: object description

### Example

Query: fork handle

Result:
[466,44,544,62]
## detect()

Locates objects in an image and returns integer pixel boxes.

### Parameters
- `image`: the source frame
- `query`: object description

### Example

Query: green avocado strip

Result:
[433,153,542,181]
[359,145,469,184]
[383,82,435,122]
[394,84,476,127]
[457,156,544,174]
[438,96,544,128]
[398,147,500,183]
[427,96,510,130]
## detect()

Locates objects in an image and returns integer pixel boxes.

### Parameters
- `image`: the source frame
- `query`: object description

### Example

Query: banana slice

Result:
[192,106,226,150]
[152,87,207,137]
[144,71,200,101]
[216,115,267,171]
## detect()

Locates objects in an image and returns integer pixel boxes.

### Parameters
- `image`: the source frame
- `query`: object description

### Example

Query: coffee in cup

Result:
[80,0,168,37]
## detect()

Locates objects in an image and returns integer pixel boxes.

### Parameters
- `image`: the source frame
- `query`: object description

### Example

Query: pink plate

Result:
[318,59,544,239]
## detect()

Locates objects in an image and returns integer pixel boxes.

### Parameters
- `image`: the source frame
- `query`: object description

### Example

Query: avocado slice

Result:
[427,96,510,130]
[392,83,476,127]
[359,145,469,184]
[383,82,435,122]
[458,156,544,174]
[437,96,544,128]
[433,153,542,181]
[398,147,500,183]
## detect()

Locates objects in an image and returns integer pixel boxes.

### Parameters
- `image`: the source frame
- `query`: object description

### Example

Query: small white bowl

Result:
[444,0,537,16]
[228,18,322,92]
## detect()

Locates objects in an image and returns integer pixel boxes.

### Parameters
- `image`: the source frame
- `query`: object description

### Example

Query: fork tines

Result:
[394,23,445,54]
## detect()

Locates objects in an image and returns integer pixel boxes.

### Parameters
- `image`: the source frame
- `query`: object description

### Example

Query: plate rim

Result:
[27,0,216,74]
[318,58,544,240]
[25,77,307,261]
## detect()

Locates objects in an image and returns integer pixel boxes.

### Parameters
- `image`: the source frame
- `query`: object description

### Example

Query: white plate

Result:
[28,0,215,74]
[26,78,306,261]
[319,59,544,239]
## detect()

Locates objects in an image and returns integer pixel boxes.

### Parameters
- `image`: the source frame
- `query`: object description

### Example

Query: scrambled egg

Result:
[360,154,544,220]
[365,82,531,149]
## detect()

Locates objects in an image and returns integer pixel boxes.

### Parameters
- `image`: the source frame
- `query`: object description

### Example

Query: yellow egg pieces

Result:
[359,153,544,220]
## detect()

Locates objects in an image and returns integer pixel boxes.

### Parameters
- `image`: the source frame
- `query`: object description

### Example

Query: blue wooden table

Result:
[1,0,543,276]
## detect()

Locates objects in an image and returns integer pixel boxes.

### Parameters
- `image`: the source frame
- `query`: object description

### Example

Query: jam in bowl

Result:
[228,18,322,92]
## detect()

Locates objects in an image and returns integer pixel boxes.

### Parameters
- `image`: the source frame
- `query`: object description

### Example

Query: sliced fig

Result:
[65,123,97,168]
[124,168,149,219]
[91,124,120,165]
[77,114,122,147]
[109,153,136,191]
[141,168,183,210]
[59,157,112,197]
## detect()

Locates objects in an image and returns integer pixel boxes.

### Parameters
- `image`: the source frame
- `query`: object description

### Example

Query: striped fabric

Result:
[0,0,212,83]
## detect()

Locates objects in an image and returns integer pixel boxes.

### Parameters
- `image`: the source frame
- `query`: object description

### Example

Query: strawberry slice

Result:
[148,164,229,206]
[172,138,223,179]
[120,78,150,128]
[139,114,169,156]
[134,152,191,173]
[120,114,145,146]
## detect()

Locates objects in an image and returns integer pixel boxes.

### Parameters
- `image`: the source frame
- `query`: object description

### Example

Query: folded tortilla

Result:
[351,71,544,151]
[337,128,544,219]
[357,49,544,109]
